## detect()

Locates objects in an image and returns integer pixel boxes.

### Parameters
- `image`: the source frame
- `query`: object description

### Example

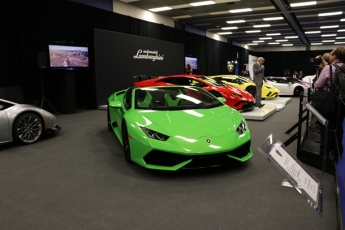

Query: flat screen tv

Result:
[48,43,89,70]
[185,56,198,70]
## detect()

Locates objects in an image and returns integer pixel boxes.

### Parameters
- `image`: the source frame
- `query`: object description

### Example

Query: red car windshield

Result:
[198,76,228,86]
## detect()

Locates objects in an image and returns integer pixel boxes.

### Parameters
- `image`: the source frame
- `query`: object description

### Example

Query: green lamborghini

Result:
[107,86,253,171]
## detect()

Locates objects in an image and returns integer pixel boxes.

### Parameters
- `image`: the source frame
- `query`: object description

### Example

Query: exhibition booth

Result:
[1,0,344,229]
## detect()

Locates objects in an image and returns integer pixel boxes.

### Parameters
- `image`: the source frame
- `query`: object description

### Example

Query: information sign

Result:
[258,134,323,214]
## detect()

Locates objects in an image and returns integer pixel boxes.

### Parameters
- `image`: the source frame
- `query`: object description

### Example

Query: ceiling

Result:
[118,0,345,48]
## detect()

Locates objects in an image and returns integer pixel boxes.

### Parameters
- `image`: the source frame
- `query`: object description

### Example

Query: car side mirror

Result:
[217,97,226,103]
[109,101,122,108]
[288,82,292,85]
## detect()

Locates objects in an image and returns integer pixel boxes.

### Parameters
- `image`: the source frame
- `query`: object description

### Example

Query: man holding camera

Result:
[253,57,266,108]
[313,47,345,158]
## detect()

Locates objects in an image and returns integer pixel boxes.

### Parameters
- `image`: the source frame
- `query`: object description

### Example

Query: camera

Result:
[310,58,321,65]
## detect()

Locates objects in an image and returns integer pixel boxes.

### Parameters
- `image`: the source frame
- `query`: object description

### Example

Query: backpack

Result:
[331,63,345,103]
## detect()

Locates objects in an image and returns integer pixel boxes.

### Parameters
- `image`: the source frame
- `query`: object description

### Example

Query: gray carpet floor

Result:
[0,97,337,230]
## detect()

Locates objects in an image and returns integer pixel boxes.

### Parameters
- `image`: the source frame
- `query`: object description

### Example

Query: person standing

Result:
[314,47,345,158]
[244,70,250,78]
[253,57,266,108]
[298,70,304,80]
[185,64,193,75]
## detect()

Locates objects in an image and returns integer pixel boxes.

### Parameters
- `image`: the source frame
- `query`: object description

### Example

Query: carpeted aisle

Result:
[0,97,338,230]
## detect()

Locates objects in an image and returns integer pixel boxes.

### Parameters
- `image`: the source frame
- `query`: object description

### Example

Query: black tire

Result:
[209,91,221,97]
[121,121,132,163]
[246,87,256,97]
[107,105,112,131]
[293,87,303,97]
[13,112,43,144]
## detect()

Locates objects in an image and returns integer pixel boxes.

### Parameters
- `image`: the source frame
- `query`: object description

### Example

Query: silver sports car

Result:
[0,99,61,145]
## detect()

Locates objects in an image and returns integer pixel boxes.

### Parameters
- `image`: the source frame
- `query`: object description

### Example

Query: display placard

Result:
[258,134,323,214]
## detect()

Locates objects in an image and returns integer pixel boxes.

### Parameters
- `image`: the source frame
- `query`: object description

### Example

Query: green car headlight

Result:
[141,127,169,141]
[236,119,247,134]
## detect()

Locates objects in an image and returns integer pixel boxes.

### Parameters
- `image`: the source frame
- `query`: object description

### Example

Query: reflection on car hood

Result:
[138,106,239,139]
[218,85,254,99]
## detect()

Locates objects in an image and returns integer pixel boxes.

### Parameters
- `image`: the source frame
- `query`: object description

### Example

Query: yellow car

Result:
[210,75,280,99]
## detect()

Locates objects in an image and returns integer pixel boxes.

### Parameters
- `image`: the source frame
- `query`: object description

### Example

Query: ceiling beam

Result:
[270,0,310,47]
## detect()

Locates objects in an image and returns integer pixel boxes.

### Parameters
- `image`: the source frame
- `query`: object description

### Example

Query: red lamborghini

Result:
[134,74,256,111]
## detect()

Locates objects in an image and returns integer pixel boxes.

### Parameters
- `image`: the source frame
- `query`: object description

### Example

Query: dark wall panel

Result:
[206,39,220,75]
[185,24,206,36]
[184,33,207,74]
[255,50,330,76]
[69,0,112,12]
[94,29,184,106]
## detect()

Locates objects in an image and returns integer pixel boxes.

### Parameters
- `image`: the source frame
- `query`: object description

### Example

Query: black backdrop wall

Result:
[94,29,184,106]
[1,0,331,112]
[254,50,330,77]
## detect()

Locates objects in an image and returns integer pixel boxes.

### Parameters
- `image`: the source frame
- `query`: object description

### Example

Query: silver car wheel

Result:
[14,113,43,144]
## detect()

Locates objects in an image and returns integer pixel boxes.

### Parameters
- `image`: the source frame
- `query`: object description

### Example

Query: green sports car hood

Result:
[132,105,243,139]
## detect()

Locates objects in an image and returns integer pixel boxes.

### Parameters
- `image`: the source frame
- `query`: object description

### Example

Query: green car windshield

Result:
[135,87,223,110]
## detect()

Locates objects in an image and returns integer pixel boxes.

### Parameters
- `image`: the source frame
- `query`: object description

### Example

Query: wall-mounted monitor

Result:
[48,43,89,70]
[185,56,198,70]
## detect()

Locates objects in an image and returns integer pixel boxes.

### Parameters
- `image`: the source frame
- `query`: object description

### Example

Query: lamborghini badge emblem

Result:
[206,139,211,143]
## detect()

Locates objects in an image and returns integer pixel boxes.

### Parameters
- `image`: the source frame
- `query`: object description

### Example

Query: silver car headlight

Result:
[236,119,247,134]
[141,127,169,141]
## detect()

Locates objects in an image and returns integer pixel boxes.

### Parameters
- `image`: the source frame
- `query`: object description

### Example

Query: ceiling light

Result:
[190,1,215,6]
[321,34,337,37]
[268,43,279,45]
[253,24,271,28]
[320,25,339,29]
[335,42,345,44]
[221,27,238,30]
[341,19,345,22]
[149,6,172,12]
[339,29,345,32]
[263,17,283,21]
[311,43,323,45]
[226,20,245,24]
[230,8,252,13]
[290,1,316,7]
[267,33,281,36]
[247,43,258,45]
[253,41,265,43]
[259,37,272,40]
[282,44,293,46]
[276,40,288,42]
[285,36,298,38]
[246,30,261,33]
[305,31,321,34]
[217,32,233,35]
[319,12,342,17]
[322,40,335,42]
[336,37,345,39]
